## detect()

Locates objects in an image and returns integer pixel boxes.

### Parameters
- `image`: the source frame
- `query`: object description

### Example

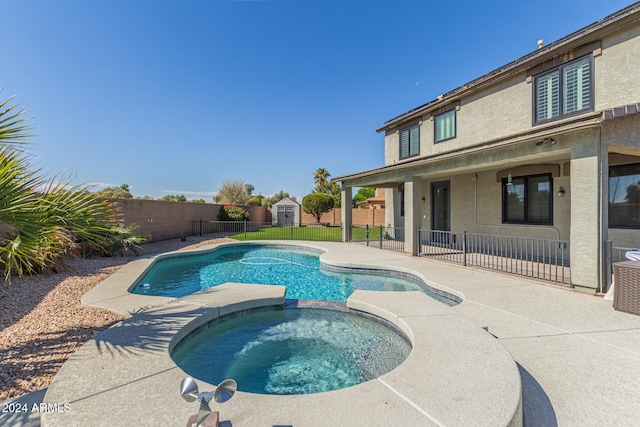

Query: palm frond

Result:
[0,95,31,146]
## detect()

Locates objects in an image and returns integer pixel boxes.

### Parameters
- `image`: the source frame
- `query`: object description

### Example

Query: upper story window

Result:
[502,173,553,225]
[400,123,419,160]
[534,55,593,124]
[610,163,640,228]
[434,109,456,143]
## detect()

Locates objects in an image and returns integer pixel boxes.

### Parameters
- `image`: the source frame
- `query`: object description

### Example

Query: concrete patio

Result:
[2,240,640,426]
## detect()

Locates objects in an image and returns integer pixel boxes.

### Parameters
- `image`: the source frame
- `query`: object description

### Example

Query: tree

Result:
[96,183,133,199]
[625,181,640,204]
[160,194,187,202]
[215,179,252,205]
[263,190,296,208]
[328,182,341,208]
[353,188,376,206]
[190,199,205,204]
[313,168,331,193]
[302,193,334,223]
[246,194,265,206]
[0,95,121,280]
[312,168,341,207]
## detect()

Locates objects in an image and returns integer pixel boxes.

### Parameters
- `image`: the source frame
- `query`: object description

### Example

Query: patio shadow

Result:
[88,304,212,358]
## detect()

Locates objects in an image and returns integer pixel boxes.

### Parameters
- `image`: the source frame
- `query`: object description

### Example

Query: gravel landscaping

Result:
[0,236,234,402]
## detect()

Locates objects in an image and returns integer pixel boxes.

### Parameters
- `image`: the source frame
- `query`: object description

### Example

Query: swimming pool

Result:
[171,307,412,395]
[133,244,456,304]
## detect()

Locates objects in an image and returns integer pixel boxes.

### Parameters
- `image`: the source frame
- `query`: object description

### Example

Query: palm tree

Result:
[0,95,118,281]
[313,168,331,193]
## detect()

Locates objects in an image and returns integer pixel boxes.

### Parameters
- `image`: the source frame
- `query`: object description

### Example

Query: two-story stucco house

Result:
[334,3,640,294]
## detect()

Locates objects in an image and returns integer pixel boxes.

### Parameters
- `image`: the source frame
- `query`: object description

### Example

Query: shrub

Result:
[101,225,148,257]
[219,204,250,221]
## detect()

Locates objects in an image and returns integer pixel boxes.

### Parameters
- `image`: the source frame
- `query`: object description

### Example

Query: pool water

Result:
[171,308,412,395]
[133,245,443,302]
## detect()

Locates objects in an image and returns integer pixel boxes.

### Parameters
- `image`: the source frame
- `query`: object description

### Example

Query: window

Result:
[400,124,419,159]
[435,109,456,143]
[534,55,592,124]
[610,163,640,228]
[503,174,552,225]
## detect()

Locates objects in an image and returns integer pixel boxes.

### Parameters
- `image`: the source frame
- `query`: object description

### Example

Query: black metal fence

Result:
[191,220,343,241]
[351,224,405,253]
[418,229,571,285]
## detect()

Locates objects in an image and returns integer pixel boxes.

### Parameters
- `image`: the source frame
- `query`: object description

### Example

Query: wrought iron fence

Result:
[351,224,405,253]
[418,229,571,285]
[191,220,343,241]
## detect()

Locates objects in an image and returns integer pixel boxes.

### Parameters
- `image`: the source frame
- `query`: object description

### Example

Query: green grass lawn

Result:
[230,225,382,242]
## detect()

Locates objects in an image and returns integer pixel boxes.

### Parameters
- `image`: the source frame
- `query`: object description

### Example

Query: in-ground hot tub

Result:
[55,242,521,427]
[171,305,412,395]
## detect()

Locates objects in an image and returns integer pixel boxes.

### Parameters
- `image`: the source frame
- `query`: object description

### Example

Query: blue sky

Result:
[1,0,634,201]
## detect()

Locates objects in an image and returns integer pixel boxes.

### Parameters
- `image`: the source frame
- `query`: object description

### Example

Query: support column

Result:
[341,185,352,242]
[385,188,395,228]
[570,133,603,293]
[404,175,422,256]
[599,137,609,293]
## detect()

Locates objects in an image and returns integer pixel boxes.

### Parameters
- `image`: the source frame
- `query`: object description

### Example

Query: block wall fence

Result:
[108,199,272,242]
[108,199,385,242]
[300,208,386,227]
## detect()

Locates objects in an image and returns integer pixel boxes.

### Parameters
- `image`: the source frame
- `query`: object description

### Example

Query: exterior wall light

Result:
[536,137,557,146]
[507,172,513,186]
[557,187,565,197]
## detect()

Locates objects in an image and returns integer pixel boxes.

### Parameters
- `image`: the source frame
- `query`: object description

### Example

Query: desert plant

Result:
[215,179,252,205]
[0,95,122,280]
[100,224,147,257]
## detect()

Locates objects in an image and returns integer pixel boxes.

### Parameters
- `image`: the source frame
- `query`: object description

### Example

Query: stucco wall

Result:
[109,199,271,241]
[383,22,640,166]
[383,71,531,165]
[597,25,640,109]
[413,169,571,242]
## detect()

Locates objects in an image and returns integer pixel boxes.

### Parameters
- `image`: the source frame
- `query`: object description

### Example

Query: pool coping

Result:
[44,241,522,426]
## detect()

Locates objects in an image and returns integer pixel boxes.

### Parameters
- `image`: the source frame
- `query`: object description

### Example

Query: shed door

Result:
[277,205,295,225]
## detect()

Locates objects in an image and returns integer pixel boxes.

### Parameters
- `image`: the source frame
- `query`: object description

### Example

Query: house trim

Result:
[336,112,601,185]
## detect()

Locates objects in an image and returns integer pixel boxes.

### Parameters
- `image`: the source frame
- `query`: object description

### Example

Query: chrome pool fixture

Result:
[180,377,237,426]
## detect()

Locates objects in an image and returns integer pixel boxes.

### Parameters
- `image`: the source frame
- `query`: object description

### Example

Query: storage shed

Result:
[272,197,300,226]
